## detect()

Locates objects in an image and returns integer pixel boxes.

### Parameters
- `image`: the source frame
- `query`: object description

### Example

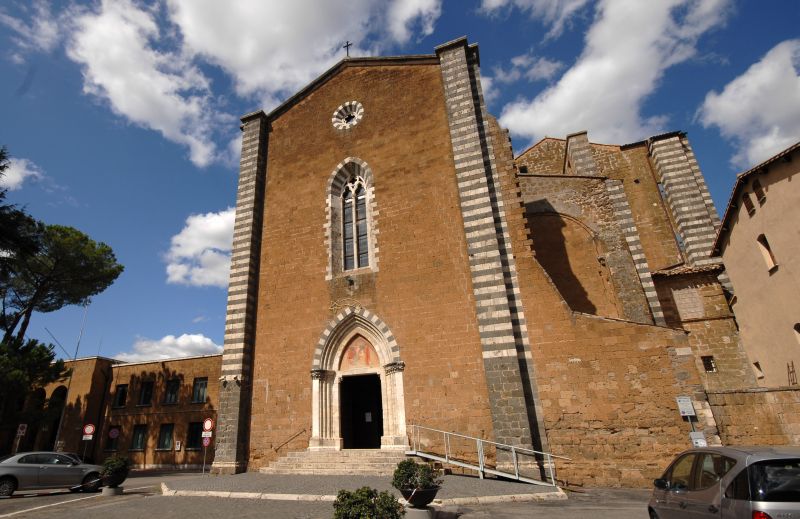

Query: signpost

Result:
[202,417,213,475]
[676,396,699,445]
[13,424,27,454]
[82,424,95,460]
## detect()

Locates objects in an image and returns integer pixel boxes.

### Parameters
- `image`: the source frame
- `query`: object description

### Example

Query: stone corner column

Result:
[211,110,269,474]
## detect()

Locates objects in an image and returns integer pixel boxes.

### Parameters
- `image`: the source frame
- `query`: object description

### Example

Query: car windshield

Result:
[750,459,800,502]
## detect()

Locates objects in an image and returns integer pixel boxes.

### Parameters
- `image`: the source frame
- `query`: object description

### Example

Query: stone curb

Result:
[160,482,567,505]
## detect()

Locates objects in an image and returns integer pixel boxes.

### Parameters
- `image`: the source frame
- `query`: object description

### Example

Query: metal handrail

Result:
[406,424,570,486]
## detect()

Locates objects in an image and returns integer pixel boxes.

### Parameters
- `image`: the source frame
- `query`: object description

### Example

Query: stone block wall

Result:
[519,175,652,324]
[654,271,755,391]
[708,388,800,445]
[245,59,498,470]
[492,118,719,487]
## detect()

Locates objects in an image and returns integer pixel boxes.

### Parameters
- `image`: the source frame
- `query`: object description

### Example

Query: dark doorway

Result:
[340,374,383,449]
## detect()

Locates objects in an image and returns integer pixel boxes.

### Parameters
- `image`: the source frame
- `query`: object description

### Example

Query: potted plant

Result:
[391,459,443,508]
[333,486,404,519]
[101,456,131,488]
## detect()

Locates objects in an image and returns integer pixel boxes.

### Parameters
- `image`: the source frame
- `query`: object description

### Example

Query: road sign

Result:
[202,418,214,431]
[83,424,96,435]
[82,434,93,441]
[109,428,120,439]
[690,431,707,447]
[16,424,27,437]
[201,431,213,438]
[676,396,696,417]
[202,437,211,447]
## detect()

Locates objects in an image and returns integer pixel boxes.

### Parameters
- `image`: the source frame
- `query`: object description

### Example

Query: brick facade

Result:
[3,38,777,488]
[1,355,220,469]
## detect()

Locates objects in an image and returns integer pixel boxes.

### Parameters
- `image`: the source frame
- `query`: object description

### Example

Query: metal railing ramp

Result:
[406,424,569,486]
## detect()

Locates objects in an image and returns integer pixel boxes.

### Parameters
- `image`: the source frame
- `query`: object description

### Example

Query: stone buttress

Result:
[211,112,268,474]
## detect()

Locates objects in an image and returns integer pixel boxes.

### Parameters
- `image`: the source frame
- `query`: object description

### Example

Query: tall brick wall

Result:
[493,119,721,487]
[654,271,755,391]
[245,59,498,470]
[519,175,653,323]
[708,388,800,445]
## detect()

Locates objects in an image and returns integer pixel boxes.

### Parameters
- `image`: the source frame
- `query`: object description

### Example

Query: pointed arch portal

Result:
[309,306,407,450]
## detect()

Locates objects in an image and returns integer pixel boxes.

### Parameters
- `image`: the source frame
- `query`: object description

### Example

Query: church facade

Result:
[210,37,755,486]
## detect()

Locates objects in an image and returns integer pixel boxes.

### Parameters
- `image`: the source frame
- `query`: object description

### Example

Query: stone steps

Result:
[260,449,408,476]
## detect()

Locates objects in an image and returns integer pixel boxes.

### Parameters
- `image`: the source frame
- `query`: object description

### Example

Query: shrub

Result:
[101,455,130,474]
[391,459,442,490]
[333,486,404,519]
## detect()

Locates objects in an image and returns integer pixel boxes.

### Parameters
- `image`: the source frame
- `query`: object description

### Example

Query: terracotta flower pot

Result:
[400,486,440,508]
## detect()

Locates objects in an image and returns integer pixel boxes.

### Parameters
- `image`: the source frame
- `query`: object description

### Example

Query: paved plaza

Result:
[0,470,654,518]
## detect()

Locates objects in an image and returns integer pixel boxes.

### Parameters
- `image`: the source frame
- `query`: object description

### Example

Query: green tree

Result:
[0,147,39,260]
[0,336,67,410]
[1,224,124,342]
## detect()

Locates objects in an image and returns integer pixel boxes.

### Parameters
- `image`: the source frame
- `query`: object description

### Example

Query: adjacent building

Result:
[713,141,800,388]
[0,355,220,469]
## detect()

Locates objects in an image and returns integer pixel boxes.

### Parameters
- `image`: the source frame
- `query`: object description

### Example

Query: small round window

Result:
[332,101,364,130]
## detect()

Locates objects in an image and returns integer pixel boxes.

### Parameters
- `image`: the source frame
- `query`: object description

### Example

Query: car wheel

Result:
[0,477,16,497]
[82,473,101,492]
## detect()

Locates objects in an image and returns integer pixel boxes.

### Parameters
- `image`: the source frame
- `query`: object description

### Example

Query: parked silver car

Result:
[649,446,800,518]
[0,452,103,497]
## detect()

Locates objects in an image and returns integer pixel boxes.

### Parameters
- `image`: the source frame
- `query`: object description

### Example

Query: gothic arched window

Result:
[325,158,379,279]
[341,176,369,270]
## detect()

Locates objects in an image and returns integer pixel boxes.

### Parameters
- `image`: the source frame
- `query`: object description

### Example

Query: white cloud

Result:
[65,0,219,167]
[116,333,222,362]
[0,0,61,62]
[480,0,591,39]
[697,39,800,168]
[1,158,44,190]
[493,53,564,83]
[499,0,731,146]
[166,207,235,288]
[3,1,443,168]
[387,0,442,44]
[481,75,500,105]
[167,0,441,109]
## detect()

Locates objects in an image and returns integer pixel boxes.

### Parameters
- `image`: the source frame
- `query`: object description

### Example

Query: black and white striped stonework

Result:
[649,135,722,267]
[436,38,544,452]
[606,180,667,326]
[565,132,598,176]
[212,111,268,473]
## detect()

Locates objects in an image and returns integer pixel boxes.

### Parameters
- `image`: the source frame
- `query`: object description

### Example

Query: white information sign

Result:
[690,431,708,447]
[676,396,696,417]
[16,424,27,437]
[202,431,213,438]
[82,434,93,441]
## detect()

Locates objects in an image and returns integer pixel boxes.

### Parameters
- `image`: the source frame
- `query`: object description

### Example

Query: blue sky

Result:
[0,0,797,362]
